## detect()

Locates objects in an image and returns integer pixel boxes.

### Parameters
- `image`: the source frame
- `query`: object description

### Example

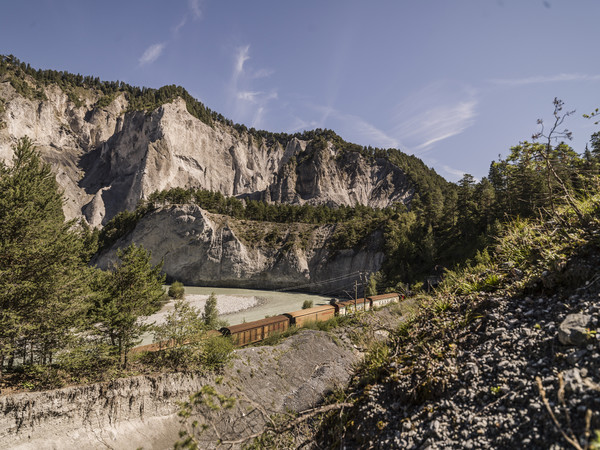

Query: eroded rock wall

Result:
[0,330,359,450]
[0,80,414,228]
[94,204,384,293]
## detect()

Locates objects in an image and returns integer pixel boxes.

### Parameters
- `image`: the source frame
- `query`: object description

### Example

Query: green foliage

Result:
[97,205,151,252]
[256,326,300,346]
[199,334,234,370]
[0,137,91,380]
[94,243,166,368]
[54,341,116,383]
[356,340,391,388]
[302,314,356,332]
[168,281,185,299]
[152,299,206,369]
[591,430,600,450]
[0,55,217,126]
[202,292,219,329]
[302,299,314,309]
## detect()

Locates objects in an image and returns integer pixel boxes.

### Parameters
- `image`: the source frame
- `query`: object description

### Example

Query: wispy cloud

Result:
[139,1,204,66]
[251,68,274,79]
[229,45,277,128]
[392,82,478,154]
[414,100,478,150]
[490,73,600,86]
[237,91,278,103]
[139,43,166,65]
[234,45,250,80]
[173,17,187,34]
[188,0,202,20]
[306,103,399,149]
[442,164,470,180]
[342,113,399,149]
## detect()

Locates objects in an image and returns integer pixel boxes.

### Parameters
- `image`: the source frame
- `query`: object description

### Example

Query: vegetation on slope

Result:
[0,139,233,392]
[231,100,600,448]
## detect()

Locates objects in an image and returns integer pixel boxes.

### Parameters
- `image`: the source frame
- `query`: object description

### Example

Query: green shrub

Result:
[168,281,185,299]
[201,335,234,370]
[302,299,313,309]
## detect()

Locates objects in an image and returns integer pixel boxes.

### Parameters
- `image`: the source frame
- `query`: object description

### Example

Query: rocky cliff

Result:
[0,329,359,450]
[0,75,415,228]
[94,204,385,293]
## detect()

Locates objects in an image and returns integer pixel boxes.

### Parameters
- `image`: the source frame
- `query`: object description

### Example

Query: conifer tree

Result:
[202,292,219,328]
[0,137,90,379]
[96,243,165,368]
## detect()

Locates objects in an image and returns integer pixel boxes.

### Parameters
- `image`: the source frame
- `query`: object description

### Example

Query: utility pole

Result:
[362,272,368,309]
[354,277,358,312]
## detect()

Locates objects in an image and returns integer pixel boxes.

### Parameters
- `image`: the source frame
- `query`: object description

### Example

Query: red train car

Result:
[220,315,290,346]
[284,304,336,327]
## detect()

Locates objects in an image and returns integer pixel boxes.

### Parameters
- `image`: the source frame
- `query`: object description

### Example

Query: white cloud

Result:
[344,114,399,149]
[173,16,187,34]
[307,103,399,149]
[252,107,265,128]
[237,90,278,103]
[251,68,274,79]
[442,164,469,180]
[234,45,250,81]
[490,73,600,86]
[188,0,202,20]
[392,83,478,154]
[139,43,166,65]
[229,45,278,129]
[413,100,478,150]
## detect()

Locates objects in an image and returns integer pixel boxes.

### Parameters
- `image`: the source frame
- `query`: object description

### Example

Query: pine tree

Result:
[0,137,90,379]
[96,243,165,368]
[203,292,219,328]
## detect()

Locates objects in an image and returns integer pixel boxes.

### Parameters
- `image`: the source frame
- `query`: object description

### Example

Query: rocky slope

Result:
[312,246,600,449]
[0,329,359,450]
[0,75,416,228]
[343,293,600,449]
[94,204,385,293]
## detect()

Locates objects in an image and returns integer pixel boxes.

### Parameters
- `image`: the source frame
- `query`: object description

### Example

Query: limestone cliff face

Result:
[0,80,414,228]
[269,144,413,208]
[94,204,385,293]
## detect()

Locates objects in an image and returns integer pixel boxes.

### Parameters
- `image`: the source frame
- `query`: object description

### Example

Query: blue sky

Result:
[1,0,599,182]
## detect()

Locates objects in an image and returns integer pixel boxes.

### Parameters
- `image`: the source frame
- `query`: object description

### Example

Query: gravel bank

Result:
[145,294,263,326]
[343,289,600,449]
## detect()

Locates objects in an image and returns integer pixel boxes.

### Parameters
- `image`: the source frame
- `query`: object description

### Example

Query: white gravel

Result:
[145,294,260,326]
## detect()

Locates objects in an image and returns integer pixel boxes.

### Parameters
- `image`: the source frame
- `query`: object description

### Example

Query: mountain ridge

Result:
[0,55,449,228]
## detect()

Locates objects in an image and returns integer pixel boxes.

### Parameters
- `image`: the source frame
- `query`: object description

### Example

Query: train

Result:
[130,292,404,352]
[220,292,403,346]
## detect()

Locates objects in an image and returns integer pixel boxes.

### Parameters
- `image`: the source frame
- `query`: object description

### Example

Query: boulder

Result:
[558,314,592,346]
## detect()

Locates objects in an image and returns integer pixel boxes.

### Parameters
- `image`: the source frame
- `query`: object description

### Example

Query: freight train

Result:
[220,292,403,346]
[131,292,403,352]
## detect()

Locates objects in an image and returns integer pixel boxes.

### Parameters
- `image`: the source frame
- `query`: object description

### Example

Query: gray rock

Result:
[94,204,385,293]
[558,314,592,346]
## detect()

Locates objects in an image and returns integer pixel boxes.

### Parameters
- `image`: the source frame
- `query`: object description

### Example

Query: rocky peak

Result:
[0,71,423,228]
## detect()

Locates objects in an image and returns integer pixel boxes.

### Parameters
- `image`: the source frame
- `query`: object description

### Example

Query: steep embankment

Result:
[0,67,420,228]
[0,329,360,450]
[307,203,600,449]
[94,204,385,292]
